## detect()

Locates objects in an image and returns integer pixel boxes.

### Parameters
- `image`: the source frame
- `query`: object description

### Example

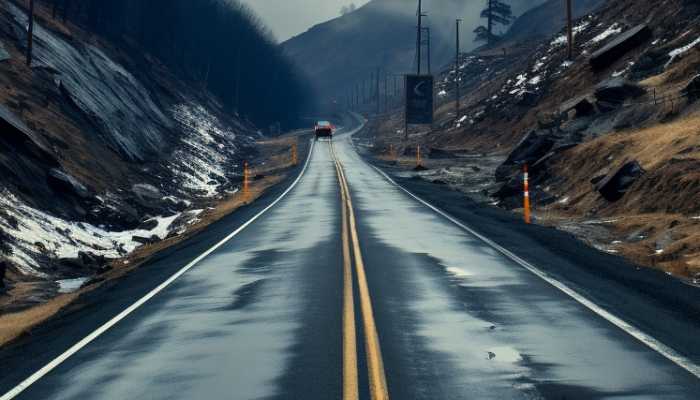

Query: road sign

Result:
[405,74,434,124]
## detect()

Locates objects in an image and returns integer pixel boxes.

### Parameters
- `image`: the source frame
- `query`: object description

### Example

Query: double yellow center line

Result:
[331,142,389,400]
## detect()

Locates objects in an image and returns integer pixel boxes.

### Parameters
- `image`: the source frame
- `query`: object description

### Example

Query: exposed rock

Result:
[0,229,13,256]
[594,78,646,106]
[560,94,596,118]
[0,210,19,230]
[516,90,539,106]
[78,251,107,270]
[631,47,671,80]
[0,41,9,62]
[531,143,578,170]
[589,24,652,70]
[47,168,91,199]
[590,174,606,186]
[137,219,159,231]
[496,131,556,181]
[132,184,162,201]
[132,235,160,245]
[682,74,700,102]
[595,161,646,201]
[612,103,657,130]
[0,260,7,290]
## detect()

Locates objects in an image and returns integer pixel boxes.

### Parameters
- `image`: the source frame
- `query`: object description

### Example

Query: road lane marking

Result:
[332,143,390,400]
[368,162,700,380]
[0,140,317,400]
[332,142,359,400]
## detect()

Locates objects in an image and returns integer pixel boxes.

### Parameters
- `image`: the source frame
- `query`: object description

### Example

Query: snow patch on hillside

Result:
[590,23,622,44]
[666,36,700,68]
[0,190,181,275]
[170,103,253,198]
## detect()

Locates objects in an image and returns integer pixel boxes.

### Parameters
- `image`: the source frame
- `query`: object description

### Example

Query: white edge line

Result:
[368,163,700,379]
[0,140,317,400]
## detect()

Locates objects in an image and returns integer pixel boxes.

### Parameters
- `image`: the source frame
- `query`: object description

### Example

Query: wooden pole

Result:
[566,0,573,60]
[384,71,389,113]
[417,0,422,75]
[456,19,462,118]
[376,67,380,115]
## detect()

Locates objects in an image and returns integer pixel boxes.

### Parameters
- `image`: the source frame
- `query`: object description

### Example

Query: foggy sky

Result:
[243,0,548,44]
[240,0,371,42]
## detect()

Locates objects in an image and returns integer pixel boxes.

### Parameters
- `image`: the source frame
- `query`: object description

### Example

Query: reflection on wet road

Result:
[4,128,700,399]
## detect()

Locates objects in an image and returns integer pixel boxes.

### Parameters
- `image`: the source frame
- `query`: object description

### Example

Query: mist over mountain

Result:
[283,0,608,105]
[282,0,547,103]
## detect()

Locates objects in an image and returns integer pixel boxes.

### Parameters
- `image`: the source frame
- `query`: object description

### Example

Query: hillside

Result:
[282,0,549,105]
[360,0,700,282]
[0,0,305,321]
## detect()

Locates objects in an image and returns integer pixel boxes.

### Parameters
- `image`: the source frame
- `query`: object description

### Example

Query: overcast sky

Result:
[240,0,371,42]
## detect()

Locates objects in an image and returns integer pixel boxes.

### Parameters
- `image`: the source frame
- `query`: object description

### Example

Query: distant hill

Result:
[282,0,548,105]
[505,0,605,43]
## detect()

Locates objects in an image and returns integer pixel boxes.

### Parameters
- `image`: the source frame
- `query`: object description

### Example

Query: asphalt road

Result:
[1,124,700,399]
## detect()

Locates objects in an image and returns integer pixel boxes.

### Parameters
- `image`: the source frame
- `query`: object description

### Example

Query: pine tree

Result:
[473,0,514,44]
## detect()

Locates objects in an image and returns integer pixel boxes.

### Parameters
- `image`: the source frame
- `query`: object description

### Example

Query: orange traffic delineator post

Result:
[523,163,531,224]
[243,161,250,197]
[291,141,298,166]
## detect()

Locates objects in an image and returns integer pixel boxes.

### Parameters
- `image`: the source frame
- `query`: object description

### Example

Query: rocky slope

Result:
[362,0,700,282]
[0,1,291,313]
[282,0,548,105]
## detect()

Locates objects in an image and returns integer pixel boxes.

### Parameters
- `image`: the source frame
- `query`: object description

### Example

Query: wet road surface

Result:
[2,126,700,399]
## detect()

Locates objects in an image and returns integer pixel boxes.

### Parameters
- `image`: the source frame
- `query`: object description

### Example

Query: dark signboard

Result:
[405,74,434,124]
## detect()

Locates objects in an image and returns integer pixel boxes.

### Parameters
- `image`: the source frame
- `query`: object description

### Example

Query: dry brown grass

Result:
[0,138,300,347]
[0,292,78,345]
[0,175,284,348]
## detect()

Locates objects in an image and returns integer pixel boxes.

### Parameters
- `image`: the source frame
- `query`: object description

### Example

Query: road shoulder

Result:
[360,148,700,368]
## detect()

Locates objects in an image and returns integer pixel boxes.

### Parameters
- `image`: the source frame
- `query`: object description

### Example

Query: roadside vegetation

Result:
[362,0,700,282]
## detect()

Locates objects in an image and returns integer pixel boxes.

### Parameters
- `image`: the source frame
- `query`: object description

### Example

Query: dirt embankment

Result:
[362,0,700,282]
[0,0,308,346]
[0,135,306,347]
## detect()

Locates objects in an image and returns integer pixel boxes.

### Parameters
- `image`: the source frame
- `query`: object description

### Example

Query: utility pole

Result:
[423,27,431,74]
[363,77,367,104]
[26,0,34,66]
[566,0,573,60]
[456,19,462,118]
[367,75,372,104]
[376,67,381,115]
[416,0,423,74]
[384,71,388,113]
